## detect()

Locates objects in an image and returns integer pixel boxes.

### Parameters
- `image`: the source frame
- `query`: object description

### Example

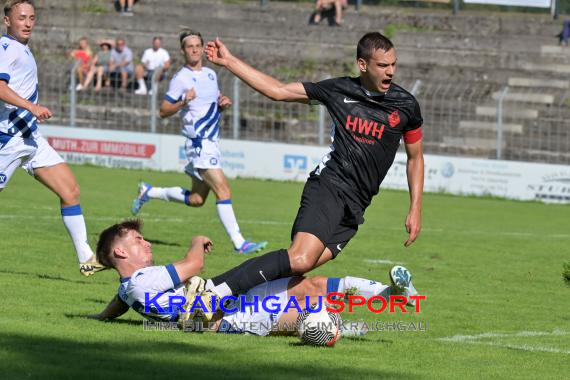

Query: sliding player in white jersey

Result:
[0,0,104,276]
[131,29,266,255]
[92,219,420,338]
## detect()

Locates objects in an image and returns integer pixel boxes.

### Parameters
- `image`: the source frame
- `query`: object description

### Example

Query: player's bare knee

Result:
[215,185,231,201]
[288,250,317,274]
[188,194,205,207]
[59,183,81,204]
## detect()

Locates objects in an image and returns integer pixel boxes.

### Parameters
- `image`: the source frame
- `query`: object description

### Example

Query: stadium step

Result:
[507,77,570,89]
[519,62,570,74]
[540,45,569,55]
[491,92,554,104]
[442,136,505,150]
[475,106,538,119]
[458,120,523,134]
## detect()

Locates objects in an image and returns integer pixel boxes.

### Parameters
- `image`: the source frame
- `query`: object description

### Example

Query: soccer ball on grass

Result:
[297,304,341,346]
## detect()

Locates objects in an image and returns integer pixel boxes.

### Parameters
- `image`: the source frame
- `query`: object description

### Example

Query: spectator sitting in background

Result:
[109,38,134,91]
[80,41,113,92]
[558,20,570,46]
[70,37,92,91]
[310,0,347,26]
[134,36,171,95]
[116,0,137,16]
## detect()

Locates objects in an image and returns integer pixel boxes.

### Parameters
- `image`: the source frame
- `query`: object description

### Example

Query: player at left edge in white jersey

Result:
[0,0,105,276]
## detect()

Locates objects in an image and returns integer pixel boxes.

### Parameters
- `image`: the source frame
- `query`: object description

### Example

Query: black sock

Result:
[211,249,291,296]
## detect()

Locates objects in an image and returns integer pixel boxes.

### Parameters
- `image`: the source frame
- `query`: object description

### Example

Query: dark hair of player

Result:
[179,29,203,49]
[96,219,143,268]
[356,32,394,61]
[3,0,34,16]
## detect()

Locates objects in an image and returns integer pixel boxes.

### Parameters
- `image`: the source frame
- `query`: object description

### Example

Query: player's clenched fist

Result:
[184,88,196,104]
[29,104,52,122]
[191,236,213,253]
[218,94,231,110]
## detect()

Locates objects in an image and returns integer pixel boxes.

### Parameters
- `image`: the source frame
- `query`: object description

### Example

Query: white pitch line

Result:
[440,330,570,341]
[444,339,570,355]
[364,259,405,265]
[0,214,569,239]
[438,330,570,355]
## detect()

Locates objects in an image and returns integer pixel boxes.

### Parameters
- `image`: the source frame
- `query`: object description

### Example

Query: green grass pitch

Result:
[0,164,568,379]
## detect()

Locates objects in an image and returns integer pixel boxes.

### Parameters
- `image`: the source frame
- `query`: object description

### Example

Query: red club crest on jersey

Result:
[388,111,400,128]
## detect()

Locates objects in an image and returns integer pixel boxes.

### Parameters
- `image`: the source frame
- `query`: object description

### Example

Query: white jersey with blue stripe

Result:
[0,34,39,140]
[164,66,221,141]
[117,264,185,322]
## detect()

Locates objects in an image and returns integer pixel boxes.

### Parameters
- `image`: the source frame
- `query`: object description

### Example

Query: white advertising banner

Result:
[41,126,570,203]
[384,153,570,203]
[463,0,551,8]
[42,125,161,170]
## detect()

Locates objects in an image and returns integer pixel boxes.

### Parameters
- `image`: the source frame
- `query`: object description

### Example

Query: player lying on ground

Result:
[91,219,420,338]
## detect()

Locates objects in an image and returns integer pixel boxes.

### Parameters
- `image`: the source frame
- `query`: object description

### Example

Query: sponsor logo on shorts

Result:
[210,157,218,165]
[0,172,6,184]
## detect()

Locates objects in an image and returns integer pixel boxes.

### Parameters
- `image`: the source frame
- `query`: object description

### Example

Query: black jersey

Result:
[303,77,423,209]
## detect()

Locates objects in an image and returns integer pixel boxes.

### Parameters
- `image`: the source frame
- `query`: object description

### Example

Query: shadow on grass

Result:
[64,313,142,327]
[0,269,104,285]
[0,331,415,380]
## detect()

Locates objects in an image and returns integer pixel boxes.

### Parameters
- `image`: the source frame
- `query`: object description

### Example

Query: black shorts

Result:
[291,175,364,259]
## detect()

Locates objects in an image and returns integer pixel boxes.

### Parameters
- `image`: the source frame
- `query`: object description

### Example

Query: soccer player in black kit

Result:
[192,32,424,313]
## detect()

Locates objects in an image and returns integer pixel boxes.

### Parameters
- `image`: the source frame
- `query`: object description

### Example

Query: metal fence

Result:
[40,61,570,166]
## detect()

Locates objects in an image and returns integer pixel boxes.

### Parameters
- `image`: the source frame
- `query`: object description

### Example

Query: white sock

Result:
[216,200,245,249]
[137,78,147,92]
[330,276,391,300]
[147,186,190,204]
[206,279,232,298]
[61,205,94,263]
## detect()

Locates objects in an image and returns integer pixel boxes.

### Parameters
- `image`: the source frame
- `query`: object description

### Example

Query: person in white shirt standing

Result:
[134,36,171,95]
[0,0,105,276]
[131,29,267,255]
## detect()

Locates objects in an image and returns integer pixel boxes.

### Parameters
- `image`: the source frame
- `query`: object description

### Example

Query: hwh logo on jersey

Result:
[2,43,8,51]
[345,115,385,140]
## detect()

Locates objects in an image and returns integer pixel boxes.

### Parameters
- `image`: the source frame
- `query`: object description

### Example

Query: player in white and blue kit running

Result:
[131,29,267,255]
[0,0,104,276]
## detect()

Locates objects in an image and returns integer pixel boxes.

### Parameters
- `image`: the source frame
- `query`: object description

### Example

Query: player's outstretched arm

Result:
[0,81,52,122]
[205,38,308,103]
[173,236,213,282]
[404,139,424,247]
[90,295,129,321]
